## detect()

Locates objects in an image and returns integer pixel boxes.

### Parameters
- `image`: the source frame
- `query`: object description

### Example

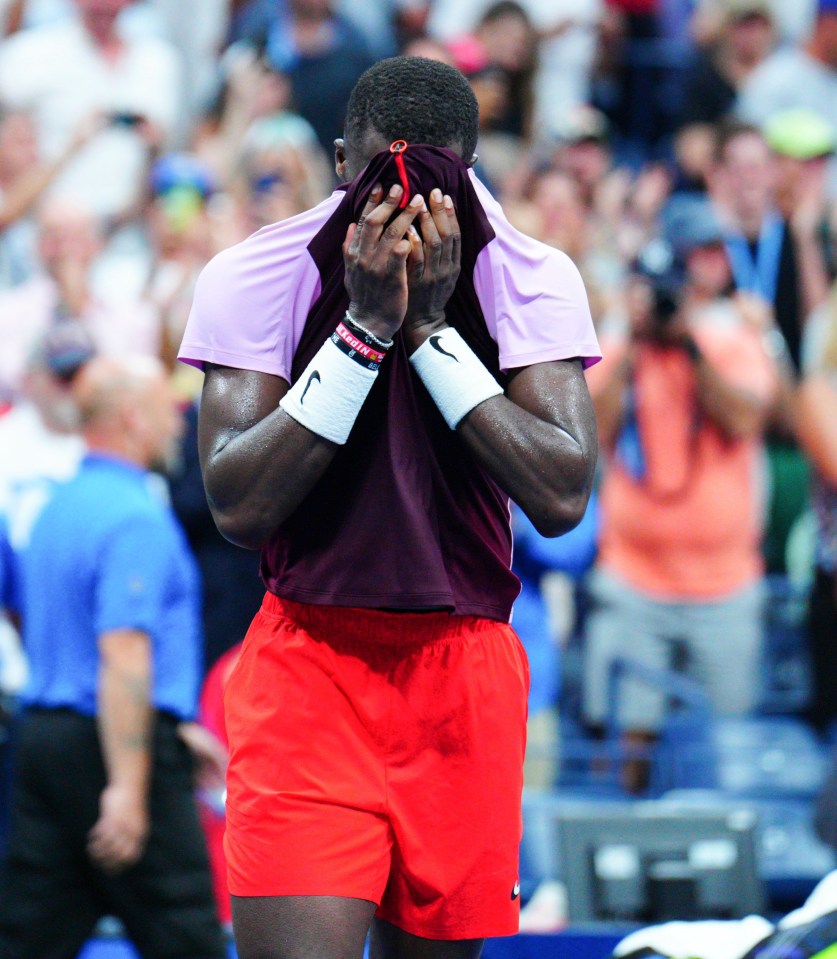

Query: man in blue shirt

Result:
[0,356,226,959]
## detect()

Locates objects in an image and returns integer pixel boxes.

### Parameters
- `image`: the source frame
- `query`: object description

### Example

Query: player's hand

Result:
[87,783,149,874]
[403,187,461,351]
[343,183,424,340]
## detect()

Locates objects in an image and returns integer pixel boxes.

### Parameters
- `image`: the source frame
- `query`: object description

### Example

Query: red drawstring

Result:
[390,140,409,208]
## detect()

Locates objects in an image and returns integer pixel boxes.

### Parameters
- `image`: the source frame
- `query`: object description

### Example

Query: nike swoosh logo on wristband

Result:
[429,334,459,362]
[300,370,321,405]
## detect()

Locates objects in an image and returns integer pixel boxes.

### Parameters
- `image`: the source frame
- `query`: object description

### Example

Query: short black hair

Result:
[345,57,479,160]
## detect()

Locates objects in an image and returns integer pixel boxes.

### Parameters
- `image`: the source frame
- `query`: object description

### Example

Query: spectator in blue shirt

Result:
[0,356,226,959]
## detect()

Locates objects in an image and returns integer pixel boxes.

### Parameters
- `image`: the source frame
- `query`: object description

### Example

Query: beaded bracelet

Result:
[343,311,394,351]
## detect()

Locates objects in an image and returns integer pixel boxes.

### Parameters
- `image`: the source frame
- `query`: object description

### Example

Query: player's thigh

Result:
[370,918,483,959]
[232,894,376,959]
[377,620,527,941]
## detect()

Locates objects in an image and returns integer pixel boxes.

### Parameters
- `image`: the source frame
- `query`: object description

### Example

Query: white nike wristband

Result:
[409,327,503,429]
[280,337,378,444]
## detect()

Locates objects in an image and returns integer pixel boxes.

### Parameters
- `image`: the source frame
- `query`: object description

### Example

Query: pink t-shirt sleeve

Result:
[178,194,342,380]
[471,174,601,372]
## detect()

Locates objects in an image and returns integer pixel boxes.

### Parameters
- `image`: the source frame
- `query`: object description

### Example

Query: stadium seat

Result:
[658,716,829,799]
[758,574,813,715]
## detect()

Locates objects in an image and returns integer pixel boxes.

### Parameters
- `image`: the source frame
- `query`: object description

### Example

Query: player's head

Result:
[336,57,479,180]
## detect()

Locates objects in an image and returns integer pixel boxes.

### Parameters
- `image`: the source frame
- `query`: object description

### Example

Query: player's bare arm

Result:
[198,367,329,550]
[461,362,597,537]
[198,184,425,550]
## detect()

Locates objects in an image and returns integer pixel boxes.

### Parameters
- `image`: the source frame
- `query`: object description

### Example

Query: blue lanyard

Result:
[724,213,784,305]
[616,384,646,481]
[615,366,702,500]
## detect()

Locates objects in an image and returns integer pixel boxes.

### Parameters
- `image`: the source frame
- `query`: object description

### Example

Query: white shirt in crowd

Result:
[0,15,181,218]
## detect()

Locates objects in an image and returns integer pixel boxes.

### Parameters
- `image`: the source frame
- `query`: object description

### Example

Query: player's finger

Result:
[376,194,424,259]
[357,183,384,226]
[443,194,461,268]
[418,191,443,271]
[428,187,449,228]
[96,843,126,874]
[349,185,384,256]
[385,236,412,274]
[406,225,424,282]
[343,223,357,258]
[363,183,404,229]
[354,183,406,254]
[427,187,453,240]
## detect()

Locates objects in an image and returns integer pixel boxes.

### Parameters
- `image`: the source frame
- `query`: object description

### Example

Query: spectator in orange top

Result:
[583,203,780,791]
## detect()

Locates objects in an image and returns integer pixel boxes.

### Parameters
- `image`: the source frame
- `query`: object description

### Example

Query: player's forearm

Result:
[97,629,153,796]
[453,357,598,538]
[199,363,344,549]
[202,409,338,549]
[460,395,595,537]
[405,322,597,536]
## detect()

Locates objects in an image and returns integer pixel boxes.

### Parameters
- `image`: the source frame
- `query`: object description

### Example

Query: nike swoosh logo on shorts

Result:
[511,880,521,900]
[300,370,321,405]
[429,334,459,362]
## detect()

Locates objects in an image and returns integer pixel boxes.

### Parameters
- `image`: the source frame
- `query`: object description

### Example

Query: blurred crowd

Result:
[1,0,837,934]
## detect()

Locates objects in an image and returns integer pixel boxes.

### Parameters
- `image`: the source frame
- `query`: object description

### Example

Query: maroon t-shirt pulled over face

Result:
[180,145,601,622]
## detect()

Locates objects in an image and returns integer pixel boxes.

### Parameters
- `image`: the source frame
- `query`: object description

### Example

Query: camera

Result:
[651,276,680,327]
[633,239,683,329]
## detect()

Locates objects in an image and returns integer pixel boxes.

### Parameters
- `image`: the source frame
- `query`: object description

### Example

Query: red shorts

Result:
[223,593,529,940]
